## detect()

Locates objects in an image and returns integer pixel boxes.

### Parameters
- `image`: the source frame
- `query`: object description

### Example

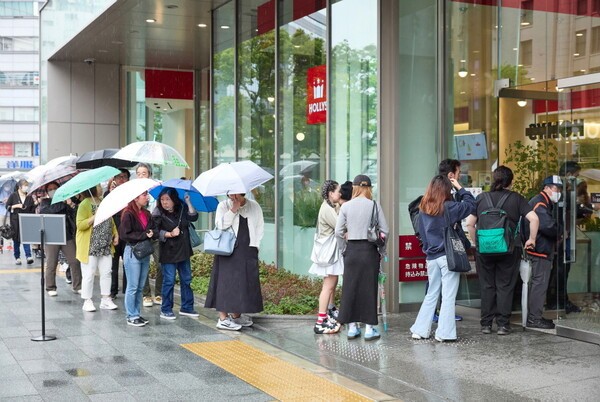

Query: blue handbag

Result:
[203,228,236,256]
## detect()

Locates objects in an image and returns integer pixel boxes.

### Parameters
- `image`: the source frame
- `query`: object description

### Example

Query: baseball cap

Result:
[542,175,563,188]
[352,174,372,187]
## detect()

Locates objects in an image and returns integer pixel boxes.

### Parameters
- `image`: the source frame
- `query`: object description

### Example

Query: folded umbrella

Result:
[192,160,274,196]
[94,178,160,226]
[51,166,120,204]
[149,178,218,212]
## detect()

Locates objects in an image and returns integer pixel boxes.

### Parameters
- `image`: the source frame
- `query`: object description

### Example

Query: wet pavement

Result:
[1,245,599,401]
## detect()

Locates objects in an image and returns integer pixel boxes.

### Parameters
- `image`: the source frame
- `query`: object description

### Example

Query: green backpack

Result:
[476,192,519,255]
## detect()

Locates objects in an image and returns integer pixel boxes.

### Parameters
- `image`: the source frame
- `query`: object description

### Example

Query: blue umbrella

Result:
[149,178,218,212]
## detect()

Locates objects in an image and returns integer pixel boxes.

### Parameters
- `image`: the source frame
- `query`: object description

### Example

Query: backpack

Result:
[408,195,423,245]
[476,192,520,255]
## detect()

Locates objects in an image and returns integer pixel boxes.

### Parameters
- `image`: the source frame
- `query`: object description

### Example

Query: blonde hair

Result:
[352,185,372,200]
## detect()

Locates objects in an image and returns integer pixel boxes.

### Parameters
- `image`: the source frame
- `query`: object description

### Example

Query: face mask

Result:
[47,190,56,198]
[550,191,561,203]
[21,186,29,193]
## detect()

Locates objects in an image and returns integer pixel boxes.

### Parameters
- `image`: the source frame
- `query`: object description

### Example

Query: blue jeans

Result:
[410,255,460,340]
[13,241,31,260]
[123,245,150,320]
[161,259,194,314]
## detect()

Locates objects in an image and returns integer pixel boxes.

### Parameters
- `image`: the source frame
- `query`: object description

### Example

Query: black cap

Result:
[353,174,372,187]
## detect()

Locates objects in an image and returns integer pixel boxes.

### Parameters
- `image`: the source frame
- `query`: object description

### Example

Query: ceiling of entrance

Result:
[48,0,229,70]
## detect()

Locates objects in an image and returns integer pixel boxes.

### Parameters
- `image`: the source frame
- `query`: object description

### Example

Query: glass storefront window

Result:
[330,0,378,192]
[0,37,39,52]
[213,2,236,165]
[278,0,326,273]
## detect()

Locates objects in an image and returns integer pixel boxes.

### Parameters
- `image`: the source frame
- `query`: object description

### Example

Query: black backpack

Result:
[408,195,423,245]
[476,192,519,255]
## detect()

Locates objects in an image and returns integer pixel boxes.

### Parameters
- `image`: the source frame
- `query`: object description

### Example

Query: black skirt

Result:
[204,216,263,314]
[337,240,380,325]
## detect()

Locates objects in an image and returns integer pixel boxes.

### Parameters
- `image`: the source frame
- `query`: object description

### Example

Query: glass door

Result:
[554,76,600,345]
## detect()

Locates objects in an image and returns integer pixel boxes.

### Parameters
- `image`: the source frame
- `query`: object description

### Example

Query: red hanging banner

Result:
[306,65,326,125]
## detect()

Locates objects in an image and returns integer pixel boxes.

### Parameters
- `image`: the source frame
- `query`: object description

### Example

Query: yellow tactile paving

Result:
[182,340,374,402]
[0,268,41,274]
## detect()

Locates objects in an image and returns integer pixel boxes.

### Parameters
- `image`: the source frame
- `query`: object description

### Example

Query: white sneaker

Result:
[216,317,242,331]
[143,297,153,307]
[153,296,162,305]
[100,298,118,310]
[82,299,96,312]
[230,314,253,327]
[47,290,57,297]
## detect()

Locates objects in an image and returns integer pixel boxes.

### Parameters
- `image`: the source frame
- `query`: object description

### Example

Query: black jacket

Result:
[525,191,560,260]
[39,198,77,241]
[152,206,198,264]
[118,208,154,245]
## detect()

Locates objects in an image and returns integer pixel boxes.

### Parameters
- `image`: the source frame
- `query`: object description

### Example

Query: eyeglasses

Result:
[115,175,129,180]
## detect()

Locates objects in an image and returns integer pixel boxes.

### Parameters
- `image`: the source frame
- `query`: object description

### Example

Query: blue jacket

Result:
[418,188,476,260]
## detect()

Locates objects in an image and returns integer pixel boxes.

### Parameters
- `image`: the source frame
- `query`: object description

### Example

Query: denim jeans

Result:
[410,255,460,340]
[13,240,31,259]
[123,245,150,319]
[161,259,194,314]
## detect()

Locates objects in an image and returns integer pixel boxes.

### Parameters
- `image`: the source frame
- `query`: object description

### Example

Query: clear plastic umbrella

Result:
[519,254,532,330]
[112,141,189,168]
[28,165,79,194]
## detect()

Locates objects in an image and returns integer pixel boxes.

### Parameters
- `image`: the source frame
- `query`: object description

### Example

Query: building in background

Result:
[0,0,42,174]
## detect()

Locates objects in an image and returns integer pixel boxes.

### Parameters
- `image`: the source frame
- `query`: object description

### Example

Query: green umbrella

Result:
[51,166,119,204]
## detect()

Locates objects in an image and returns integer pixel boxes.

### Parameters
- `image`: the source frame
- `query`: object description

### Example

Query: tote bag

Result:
[188,223,202,248]
[310,229,339,267]
[443,208,471,273]
[204,228,236,256]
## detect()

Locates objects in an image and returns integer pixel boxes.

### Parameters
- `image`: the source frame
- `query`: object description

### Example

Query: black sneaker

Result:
[481,325,492,334]
[497,326,512,335]
[565,302,582,314]
[327,306,339,320]
[314,319,341,334]
[139,316,149,324]
[127,318,146,327]
[527,319,555,329]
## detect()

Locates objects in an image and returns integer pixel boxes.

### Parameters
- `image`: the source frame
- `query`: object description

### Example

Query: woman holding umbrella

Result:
[153,188,199,320]
[6,179,36,265]
[118,191,154,327]
[205,192,265,331]
[76,184,119,312]
[0,179,16,253]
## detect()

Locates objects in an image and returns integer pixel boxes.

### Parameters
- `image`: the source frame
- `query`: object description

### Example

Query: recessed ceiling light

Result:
[581,69,587,72]
[530,77,536,80]
[221,25,230,29]
[146,18,156,23]
[198,23,207,28]
[470,73,476,76]
[521,21,530,26]
[574,53,580,56]
[576,33,583,37]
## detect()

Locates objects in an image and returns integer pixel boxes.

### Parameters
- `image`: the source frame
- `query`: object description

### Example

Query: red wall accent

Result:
[257,0,275,35]
[293,0,326,21]
[145,70,193,100]
[533,88,600,114]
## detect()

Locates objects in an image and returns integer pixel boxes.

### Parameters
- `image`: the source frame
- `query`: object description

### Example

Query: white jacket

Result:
[215,198,264,249]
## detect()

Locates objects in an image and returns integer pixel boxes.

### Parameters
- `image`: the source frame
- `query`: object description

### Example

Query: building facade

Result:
[40,0,600,343]
[0,0,42,174]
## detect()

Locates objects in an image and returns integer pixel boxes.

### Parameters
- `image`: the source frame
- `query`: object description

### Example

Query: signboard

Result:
[306,65,326,124]
[0,142,13,157]
[19,214,66,245]
[15,142,32,157]
[399,235,427,282]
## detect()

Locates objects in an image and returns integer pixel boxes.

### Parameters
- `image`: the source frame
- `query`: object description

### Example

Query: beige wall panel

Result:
[47,62,71,123]
[71,63,95,124]
[95,64,119,125]
[46,122,71,159]
[94,124,120,150]
[71,123,95,155]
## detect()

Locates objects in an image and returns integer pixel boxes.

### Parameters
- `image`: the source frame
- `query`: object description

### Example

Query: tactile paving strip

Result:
[182,340,373,401]
[0,268,40,274]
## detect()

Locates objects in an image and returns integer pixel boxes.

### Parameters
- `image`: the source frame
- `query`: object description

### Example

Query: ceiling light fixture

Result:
[517,99,528,107]
[198,23,207,28]
[146,18,156,23]
[458,67,468,78]
[221,25,230,29]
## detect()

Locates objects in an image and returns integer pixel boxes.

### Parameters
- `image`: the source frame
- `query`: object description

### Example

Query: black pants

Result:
[110,242,126,297]
[477,249,520,328]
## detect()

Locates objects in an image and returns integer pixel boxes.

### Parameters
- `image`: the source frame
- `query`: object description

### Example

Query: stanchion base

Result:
[31,335,57,342]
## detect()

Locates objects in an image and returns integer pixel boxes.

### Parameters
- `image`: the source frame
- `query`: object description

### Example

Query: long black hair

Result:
[156,188,182,214]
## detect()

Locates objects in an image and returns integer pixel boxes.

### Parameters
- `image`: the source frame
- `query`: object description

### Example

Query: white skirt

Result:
[308,255,344,277]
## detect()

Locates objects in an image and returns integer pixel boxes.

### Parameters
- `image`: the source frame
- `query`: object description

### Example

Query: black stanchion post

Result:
[31,227,56,342]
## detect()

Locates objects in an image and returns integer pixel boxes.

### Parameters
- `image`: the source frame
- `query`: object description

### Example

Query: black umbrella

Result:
[75,149,136,170]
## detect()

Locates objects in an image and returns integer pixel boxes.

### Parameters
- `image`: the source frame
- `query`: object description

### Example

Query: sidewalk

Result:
[1,249,599,401]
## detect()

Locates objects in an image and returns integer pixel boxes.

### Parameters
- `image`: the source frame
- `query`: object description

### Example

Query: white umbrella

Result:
[93,178,160,226]
[192,161,274,196]
[0,171,27,185]
[45,154,78,169]
[112,141,189,168]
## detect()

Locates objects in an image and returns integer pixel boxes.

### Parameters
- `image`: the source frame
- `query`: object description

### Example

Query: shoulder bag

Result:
[443,206,471,273]
[0,209,13,240]
[204,227,236,256]
[367,201,385,247]
[188,222,202,248]
[132,239,154,259]
[310,219,339,266]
